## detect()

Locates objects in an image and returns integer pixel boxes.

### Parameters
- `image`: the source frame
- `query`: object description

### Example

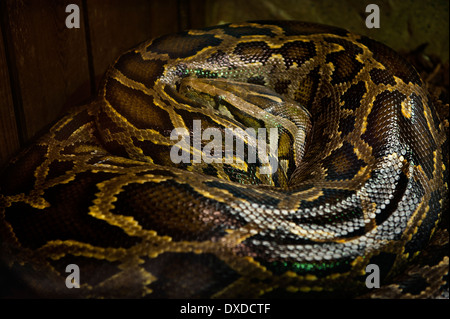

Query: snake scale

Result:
[0,21,448,298]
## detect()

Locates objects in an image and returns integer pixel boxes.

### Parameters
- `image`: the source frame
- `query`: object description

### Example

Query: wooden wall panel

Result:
[2,0,90,142]
[0,0,207,168]
[86,0,180,91]
[0,23,19,168]
[185,0,207,29]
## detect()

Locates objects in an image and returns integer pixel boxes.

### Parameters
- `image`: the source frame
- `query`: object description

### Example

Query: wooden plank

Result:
[0,22,20,168]
[148,0,181,36]
[186,0,207,29]
[86,0,179,91]
[3,0,90,142]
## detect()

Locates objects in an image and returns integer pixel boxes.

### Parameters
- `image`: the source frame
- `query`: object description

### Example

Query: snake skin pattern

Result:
[0,21,448,298]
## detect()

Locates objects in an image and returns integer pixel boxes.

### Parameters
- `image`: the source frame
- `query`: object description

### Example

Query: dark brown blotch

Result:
[341,81,367,111]
[338,115,356,136]
[4,171,139,250]
[323,141,366,181]
[324,38,364,85]
[357,36,422,86]
[0,144,48,195]
[369,68,396,86]
[278,40,316,69]
[233,41,274,65]
[361,90,406,157]
[113,51,165,89]
[105,78,174,133]
[112,180,238,242]
[148,32,222,59]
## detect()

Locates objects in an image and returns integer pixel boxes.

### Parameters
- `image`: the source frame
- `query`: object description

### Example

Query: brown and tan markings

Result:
[0,21,447,298]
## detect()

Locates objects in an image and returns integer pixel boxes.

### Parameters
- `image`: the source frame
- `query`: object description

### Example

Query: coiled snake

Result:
[0,21,448,298]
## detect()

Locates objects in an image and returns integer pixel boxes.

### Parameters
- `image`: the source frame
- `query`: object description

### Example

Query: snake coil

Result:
[0,21,447,298]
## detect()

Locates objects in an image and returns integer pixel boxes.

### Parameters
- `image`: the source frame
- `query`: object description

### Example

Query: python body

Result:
[0,21,447,298]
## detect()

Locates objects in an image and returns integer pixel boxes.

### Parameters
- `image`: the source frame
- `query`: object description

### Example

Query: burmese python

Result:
[0,21,448,298]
